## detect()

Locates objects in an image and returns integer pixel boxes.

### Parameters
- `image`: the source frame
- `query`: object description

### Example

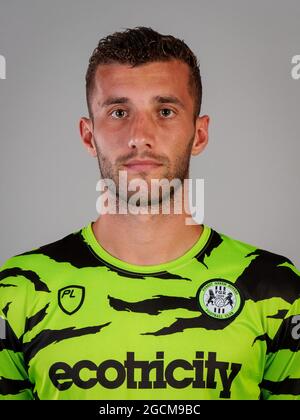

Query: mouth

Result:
[122,160,163,172]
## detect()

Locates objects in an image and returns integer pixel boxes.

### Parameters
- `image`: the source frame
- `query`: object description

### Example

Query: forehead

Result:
[93,60,192,103]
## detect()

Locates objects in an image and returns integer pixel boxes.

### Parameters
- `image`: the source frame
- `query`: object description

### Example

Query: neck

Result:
[92,190,203,266]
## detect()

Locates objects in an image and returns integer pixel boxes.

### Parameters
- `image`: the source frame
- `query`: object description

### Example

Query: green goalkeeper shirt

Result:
[0,222,299,400]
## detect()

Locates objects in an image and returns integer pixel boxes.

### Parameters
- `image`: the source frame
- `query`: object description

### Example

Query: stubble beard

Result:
[94,133,195,209]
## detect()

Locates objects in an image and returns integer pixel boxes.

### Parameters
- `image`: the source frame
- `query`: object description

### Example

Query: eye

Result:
[159,108,175,118]
[111,109,128,119]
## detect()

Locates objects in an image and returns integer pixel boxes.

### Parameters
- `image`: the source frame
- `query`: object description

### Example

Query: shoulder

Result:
[0,225,100,297]
[0,225,99,274]
[208,228,300,304]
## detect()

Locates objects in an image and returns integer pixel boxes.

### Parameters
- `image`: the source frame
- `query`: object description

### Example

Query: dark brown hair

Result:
[85,26,202,120]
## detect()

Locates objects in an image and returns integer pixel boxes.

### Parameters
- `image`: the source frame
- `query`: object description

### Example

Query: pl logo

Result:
[0,55,6,80]
[58,285,85,315]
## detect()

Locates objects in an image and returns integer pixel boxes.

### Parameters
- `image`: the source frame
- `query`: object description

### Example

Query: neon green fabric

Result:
[0,222,299,400]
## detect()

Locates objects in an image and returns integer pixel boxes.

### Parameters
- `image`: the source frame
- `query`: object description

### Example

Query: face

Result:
[80,59,209,205]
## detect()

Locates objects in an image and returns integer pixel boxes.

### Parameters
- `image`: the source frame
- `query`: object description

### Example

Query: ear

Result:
[191,115,210,156]
[79,117,97,157]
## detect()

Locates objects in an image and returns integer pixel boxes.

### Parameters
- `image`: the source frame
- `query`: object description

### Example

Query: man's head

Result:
[80,27,209,206]
[85,26,202,122]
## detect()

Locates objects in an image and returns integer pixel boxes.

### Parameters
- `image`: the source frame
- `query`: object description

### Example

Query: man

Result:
[0,27,299,400]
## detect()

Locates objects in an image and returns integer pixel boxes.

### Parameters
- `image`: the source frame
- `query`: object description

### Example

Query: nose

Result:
[128,113,155,150]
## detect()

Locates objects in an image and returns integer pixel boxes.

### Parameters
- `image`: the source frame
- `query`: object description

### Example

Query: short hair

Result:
[85,26,202,120]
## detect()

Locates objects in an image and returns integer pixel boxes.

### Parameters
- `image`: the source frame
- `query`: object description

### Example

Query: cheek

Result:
[170,134,194,164]
[94,119,129,141]
[165,129,190,152]
[93,127,122,156]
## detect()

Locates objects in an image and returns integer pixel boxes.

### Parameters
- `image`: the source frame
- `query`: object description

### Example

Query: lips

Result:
[123,159,163,171]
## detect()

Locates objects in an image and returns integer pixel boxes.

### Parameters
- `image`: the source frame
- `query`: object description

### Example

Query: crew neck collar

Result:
[81,221,212,274]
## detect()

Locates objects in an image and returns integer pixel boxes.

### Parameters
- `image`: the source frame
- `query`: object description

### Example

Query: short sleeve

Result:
[0,259,34,400]
[260,263,300,400]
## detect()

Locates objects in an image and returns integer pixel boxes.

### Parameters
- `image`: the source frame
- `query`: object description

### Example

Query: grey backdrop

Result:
[0,0,299,267]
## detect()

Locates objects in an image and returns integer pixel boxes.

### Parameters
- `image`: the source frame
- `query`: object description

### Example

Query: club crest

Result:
[197,279,243,320]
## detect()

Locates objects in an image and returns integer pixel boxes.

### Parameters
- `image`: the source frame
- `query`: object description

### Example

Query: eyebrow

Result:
[101,97,129,107]
[153,95,185,109]
[100,95,185,109]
